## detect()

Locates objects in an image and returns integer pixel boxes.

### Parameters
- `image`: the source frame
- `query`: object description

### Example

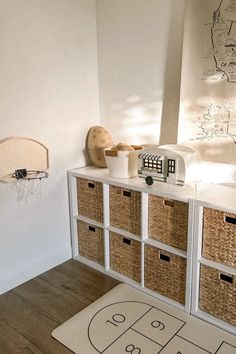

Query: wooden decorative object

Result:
[86,126,113,168]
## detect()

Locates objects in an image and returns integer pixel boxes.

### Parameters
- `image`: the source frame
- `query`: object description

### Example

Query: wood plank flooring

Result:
[0,260,120,354]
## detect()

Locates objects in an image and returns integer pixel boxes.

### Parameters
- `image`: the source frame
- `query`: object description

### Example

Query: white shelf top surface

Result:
[69,166,236,211]
[195,183,236,213]
[69,166,199,201]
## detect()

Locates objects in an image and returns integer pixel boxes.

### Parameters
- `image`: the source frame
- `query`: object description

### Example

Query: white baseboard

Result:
[0,246,72,295]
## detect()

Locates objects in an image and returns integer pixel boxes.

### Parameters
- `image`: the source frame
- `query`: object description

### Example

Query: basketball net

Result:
[14,177,44,202]
[10,170,49,202]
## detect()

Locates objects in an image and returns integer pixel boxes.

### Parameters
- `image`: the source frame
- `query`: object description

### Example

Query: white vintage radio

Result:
[138,144,200,186]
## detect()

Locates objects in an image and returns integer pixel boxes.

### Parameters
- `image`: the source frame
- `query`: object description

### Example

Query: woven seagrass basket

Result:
[199,264,236,326]
[202,207,236,268]
[109,185,141,235]
[109,232,141,282]
[149,195,188,251]
[77,178,103,222]
[77,220,104,265]
[144,245,186,304]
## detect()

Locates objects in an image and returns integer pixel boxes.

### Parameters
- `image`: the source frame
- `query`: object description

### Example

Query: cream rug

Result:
[52,284,236,354]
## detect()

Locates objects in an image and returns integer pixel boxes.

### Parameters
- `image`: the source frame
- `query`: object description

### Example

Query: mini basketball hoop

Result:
[0,136,49,202]
[12,169,49,181]
[1,169,49,202]
[11,169,49,202]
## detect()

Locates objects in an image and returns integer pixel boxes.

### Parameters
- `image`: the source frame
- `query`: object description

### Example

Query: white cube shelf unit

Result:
[68,166,197,313]
[68,167,236,335]
[192,185,236,335]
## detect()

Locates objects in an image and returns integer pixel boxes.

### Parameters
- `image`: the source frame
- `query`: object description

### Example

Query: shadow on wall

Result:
[117,94,163,145]
[105,93,163,146]
[159,0,187,145]
[97,0,188,146]
[186,138,236,165]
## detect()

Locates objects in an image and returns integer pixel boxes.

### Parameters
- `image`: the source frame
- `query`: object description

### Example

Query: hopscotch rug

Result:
[52,284,236,354]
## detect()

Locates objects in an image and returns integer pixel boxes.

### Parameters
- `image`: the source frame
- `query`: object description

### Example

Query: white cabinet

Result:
[192,186,236,335]
[68,166,236,335]
[68,166,195,313]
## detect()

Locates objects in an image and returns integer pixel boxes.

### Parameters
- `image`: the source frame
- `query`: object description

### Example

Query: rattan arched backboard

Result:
[0,137,49,182]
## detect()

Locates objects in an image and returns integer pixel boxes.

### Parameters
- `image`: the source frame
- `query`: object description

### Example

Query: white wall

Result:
[96,0,186,146]
[0,0,99,294]
[0,0,187,294]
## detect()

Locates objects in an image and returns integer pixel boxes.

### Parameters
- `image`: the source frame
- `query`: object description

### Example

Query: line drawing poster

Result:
[178,0,236,164]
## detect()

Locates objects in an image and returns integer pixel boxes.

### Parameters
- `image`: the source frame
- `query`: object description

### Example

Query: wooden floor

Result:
[0,260,119,354]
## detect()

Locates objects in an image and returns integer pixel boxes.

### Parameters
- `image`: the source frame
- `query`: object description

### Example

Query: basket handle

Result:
[160,253,170,262]
[220,272,233,284]
[88,182,95,189]
[89,226,96,232]
[123,191,131,197]
[225,216,236,225]
[123,237,131,245]
[163,199,174,207]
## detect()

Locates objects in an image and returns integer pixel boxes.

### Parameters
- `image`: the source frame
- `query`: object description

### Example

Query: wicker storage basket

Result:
[148,195,188,251]
[77,220,104,265]
[144,245,186,304]
[109,185,141,235]
[202,207,236,268]
[109,232,141,282]
[199,264,236,326]
[77,178,103,222]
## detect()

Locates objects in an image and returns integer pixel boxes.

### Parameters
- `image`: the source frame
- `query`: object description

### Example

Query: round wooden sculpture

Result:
[87,126,113,168]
